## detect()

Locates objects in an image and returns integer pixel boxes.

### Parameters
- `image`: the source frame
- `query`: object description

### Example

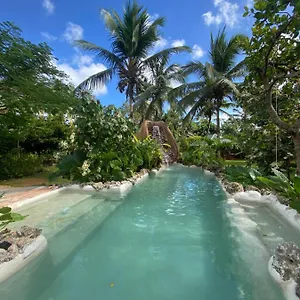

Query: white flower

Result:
[81,160,91,177]
[70,132,75,143]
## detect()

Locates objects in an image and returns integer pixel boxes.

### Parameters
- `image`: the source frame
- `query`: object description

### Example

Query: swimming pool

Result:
[0,165,287,299]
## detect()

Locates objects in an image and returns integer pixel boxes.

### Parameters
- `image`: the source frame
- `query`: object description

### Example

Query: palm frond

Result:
[74,40,122,68]
[226,59,247,78]
[144,46,191,67]
[183,61,205,78]
[168,82,205,99]
[75,68,113,91]
[218,78,239,95]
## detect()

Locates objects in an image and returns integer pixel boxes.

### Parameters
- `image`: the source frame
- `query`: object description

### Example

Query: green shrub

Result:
[0,150,43,179]
[179,136,224,170]
[224,166,300,209]
[224,165,262,186]
[55,101,162,182]
[257,169,300,205]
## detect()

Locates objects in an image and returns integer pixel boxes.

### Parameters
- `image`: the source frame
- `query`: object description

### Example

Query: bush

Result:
[179,136,224,170]
[55,101,162,182]
[0,150,43,179]
[223,166,300,210]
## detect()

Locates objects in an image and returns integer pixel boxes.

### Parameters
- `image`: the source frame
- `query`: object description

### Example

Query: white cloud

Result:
[56,54,108,96]
[202,12,222,26]
[41,32,57,41]
[202,0,239,28]
[73,54,93,66]
[152,36,168,52]
[63,22,83,44]
[171,39,186,47]
[42,0,55,15]
[192,44,205,59]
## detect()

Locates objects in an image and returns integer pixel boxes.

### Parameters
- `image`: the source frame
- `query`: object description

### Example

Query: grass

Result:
[224,160,247,166]
[0,166,71,188]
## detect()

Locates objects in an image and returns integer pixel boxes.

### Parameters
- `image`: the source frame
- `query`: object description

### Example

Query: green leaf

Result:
[0,207,12,214]
[249,169,257,181]
[272,168,289,184]
[293,175,300,194]
[0,214,12,221]
[10,213,26,221]
[254,0,267,11]
[256,176,279,190]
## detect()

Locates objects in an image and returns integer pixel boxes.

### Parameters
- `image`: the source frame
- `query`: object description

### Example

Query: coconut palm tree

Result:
[74,1,190,117]
[134,63,185,122]
[172,28,246,134]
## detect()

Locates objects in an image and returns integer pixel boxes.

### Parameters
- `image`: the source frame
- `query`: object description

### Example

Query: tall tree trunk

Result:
[264,77,300,174]
[216,99,221,136]
[292,132,300,175]
[207,112,212,135]
[129,95,133,118]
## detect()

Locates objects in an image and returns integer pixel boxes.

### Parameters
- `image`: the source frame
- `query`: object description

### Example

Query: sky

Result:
[1,0,254,118]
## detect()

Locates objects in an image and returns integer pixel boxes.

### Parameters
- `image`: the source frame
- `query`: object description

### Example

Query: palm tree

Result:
[74,1,190,117]
[172,27,246,134]
[134,63,185,122]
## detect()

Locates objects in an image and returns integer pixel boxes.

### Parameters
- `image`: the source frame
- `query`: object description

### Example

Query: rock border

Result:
[183,163,300,299]
[0,235,47,283]
[268,253,299,300]
[218,177,300,299]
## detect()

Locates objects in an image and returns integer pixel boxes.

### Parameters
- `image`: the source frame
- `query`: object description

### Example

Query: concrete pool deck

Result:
[0,186,59,209]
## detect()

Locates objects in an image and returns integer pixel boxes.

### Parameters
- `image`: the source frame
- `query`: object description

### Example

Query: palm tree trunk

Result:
[207,113,212,135]
[216,99,221,136]
[129,95,134,118]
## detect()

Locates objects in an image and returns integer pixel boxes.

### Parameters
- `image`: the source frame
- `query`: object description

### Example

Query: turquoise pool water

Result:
[0,166,284,300]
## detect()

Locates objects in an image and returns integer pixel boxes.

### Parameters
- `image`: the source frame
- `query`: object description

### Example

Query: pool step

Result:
[38,195,105,239]
[13,191,93,231]
[47,199,123,266]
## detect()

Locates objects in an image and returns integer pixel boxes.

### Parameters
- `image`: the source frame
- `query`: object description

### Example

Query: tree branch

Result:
[264,77,292,132]
[263,15,295,76]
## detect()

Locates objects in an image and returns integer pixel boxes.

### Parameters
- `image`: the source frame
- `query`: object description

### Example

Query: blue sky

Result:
[1,0,253,112]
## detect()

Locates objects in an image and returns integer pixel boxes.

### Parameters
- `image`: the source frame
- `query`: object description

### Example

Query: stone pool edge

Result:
[0,235,47,284]
[219,181,300,300]
[182,163,300,300]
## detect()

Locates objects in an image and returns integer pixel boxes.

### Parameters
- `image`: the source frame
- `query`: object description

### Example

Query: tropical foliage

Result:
[224,165,300,209]
[134,62,185,121]
[75,1,190,116]
[170,28,246,134]
[55,99,162,182]
[0,22,77,179]
[244,0,300,173]
[179,136,231,171]
[1,0,299,213]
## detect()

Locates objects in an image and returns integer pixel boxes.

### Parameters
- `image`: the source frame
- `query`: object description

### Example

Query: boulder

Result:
[224,182,244,194]
[17,226,42,239]
[245,185,261,192]
[271,242,300,297]
[0,249,8,264]
[233,191,266,204]
[93,182,104,190]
